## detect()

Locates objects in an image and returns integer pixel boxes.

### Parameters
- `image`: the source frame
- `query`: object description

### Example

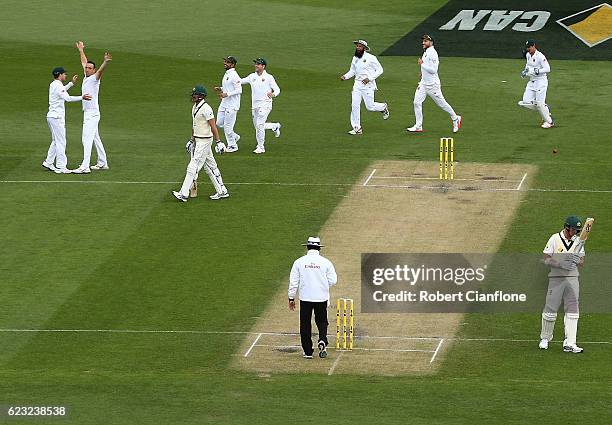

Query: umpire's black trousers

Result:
[299,300,329,356]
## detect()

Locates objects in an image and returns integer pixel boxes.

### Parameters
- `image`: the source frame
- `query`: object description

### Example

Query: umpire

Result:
[288,237,337,359]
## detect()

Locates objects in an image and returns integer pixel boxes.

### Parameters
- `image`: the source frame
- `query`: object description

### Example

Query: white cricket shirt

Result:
[81,74,100,112]
[288,250,337,302]
[342,51,384,90]
[192,100,215,138]
[47,80,81,118]
[525,50,550,82]
[241,70,281,108]
[220,68,242,110]
[420,46,441,86]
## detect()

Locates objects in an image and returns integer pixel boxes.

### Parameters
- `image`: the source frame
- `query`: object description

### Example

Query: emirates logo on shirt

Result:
[305,263,321,269]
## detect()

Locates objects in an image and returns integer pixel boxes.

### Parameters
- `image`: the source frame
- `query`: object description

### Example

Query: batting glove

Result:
[214,141,227,154]
[520,68,528,78]
[185,138,195,155]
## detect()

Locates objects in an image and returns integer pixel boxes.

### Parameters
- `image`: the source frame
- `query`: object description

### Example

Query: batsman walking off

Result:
[172,85,229,202]
[288,237,337,359]
[539,216,585,353]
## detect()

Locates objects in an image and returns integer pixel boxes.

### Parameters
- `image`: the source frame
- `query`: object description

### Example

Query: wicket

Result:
[439,137,454,180]
[336,298,354,350]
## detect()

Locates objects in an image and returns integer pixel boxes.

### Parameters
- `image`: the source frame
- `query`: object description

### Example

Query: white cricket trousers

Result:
[519,79,551,123]
[180,137,227,197]
[217,108,240,148]
[413,83,458,127]
[45,117,68,169]
[252,104,280,149]
[350,87,386,129]
[80,110,108,169]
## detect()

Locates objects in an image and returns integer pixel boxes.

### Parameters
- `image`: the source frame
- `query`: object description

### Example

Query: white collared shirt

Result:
[47,80,81,118]
[81,74,100,112]
[220,68,242,110]
[288,250,337,302]
[192,100,214,138]
[420,46,441,86]
[241,70,280,108]
[543,230,585,278]
[525,50,550,81]
[342,51,383,89]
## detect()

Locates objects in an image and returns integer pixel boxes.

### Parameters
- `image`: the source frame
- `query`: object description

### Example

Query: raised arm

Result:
[95,52,112,80]
[75,41,88,72]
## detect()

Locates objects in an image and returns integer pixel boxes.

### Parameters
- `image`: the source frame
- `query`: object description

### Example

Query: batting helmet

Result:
[564,216,583,231]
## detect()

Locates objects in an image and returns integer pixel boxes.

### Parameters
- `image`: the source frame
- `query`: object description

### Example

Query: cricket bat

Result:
[189,181,198,198]
[570,217,594,253]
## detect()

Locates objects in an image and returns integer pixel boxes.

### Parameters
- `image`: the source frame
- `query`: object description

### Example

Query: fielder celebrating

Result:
[240,58,281,154]
[341,39,389,135]
[43,67,91,174]
[406,35,461,133]
[214,56,242,153]
[288,237,337,359]
[519,40,554,129]
[539,216,585,353]
[172,85,229,202]
[73,41,112,174]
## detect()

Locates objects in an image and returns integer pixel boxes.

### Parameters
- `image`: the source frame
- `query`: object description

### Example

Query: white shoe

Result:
[72,166,91,174]
[538,339,549,350]
[541,120,554,129]
[347,127,362,135]
[253,147,266,154]
[226,145,239,153]
[382,104,390,120]
[172,191,188,202]
[406,125,423,132]
[42,161,58,172]
[209,191,230,200]
[453,115,462,133]
[302,353,314,359]
[91,164,109,170]
[563,344,583,353]
[54,168,72,174]
[273,123,281,138]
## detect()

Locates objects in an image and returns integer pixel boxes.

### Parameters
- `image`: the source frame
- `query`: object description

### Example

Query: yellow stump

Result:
[439,139,443,179]
[450,138,454,180]
[342,299,347,349]
[336,299,341,349]
[349,299,354,350]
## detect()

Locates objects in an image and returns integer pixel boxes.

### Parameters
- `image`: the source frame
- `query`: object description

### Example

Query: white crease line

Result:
[244,333,262,357]
[372,176,521,182]
[256,344,435,353]
[430,338,444,364]
[0,329,609,345]
[362,169,377,187]
[516,173,528,191]
[328,352,343,376]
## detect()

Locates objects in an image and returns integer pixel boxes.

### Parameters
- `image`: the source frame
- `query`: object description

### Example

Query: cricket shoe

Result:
[253,147,266,154]
[538,339,549,350]
[72,166,91,174]
[541,120,554,129]
[406,125,423,132]
[172,191,188,202]
[209,191,230,200]
[91,163,109,171]
[54,168,72,174]
[273,123,282,138]
[226,145,239,153]
[452,115,462,133]
[382,104,390,120]
[318,341,327,358]
[42,161,58,172]
[347,127,362,135]
[563,343,583,353]
[302,353,314,359]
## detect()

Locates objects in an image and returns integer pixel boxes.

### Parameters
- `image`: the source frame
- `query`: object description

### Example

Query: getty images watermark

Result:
[361,254,612,313]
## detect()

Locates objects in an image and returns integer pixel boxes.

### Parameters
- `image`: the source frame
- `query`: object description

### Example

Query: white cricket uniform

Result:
[241,71,281,150]
[45,80,82,169]
[179,100,227,197]
[519,50,552,123]
[288,250,337,302]
[540,231,585,345]
[79,74,108,169]
[217,68,242,148]
[342,51,386,130]
[412,46,458,128]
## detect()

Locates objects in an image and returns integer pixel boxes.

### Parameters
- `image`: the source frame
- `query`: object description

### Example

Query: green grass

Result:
[1,0,611,423]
